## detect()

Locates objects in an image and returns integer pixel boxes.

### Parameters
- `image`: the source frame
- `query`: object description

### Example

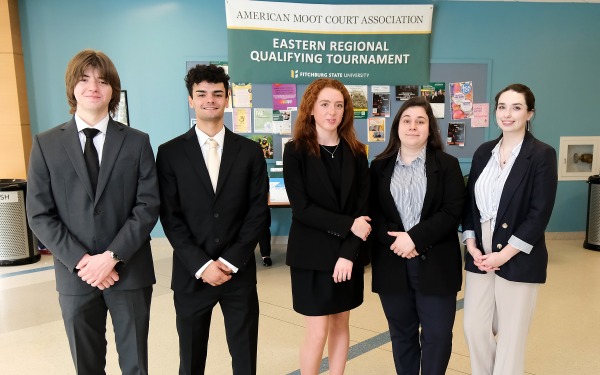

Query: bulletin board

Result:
[186,59,491,172]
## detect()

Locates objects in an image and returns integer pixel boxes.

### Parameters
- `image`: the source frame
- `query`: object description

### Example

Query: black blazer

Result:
[463,132,557,283]
[370,148,465,295]
[157,127,268,293]
[27,118,160,294]
[283,140,370,271]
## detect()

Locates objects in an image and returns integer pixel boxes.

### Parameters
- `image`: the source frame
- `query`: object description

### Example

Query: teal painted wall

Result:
[18,0,600,235]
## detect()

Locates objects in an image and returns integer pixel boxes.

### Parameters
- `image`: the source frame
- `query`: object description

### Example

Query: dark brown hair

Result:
[494,83,535,132]
[375,96,443,160]
[292,78,365,156]
[65,49,121,115]
[185,64,230,98]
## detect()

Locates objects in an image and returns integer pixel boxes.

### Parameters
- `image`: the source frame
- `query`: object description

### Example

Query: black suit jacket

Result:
[462,132,557,283]
[370,148,465,295]
[26,118,160,294]
[157,127,268,293]
[283,140,370,271]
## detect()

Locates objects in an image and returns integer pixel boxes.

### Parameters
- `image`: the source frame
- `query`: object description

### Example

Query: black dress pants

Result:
[378,259,457,375]
[174,283,259,375]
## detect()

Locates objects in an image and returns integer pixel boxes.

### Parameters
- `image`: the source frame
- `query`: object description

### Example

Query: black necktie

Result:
[82,128,100,195]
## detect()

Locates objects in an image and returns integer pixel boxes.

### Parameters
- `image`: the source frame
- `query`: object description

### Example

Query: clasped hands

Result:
[388,231,418,259]
[351,216,372,241]
[200,260,232,286]
[76,252,119,290]
[465,239,513,272]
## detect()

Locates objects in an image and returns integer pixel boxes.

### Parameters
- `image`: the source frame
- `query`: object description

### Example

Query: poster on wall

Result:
[395,85,419,101]
[225,0,433,84]
[421,82,445,119]
[233,108,252,133]
[254,108,273,133]
[447,122,465,147]
[246,134,274,159]
[471,103,489,127]
[232,83,253,108]
[272,84,297,110]
[273,110,292,134]
[372,86,391,117]
[367,117,386,142]
[450,81,473,120]
[346,85,368,119]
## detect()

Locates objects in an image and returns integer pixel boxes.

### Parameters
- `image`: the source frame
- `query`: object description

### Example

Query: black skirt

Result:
[290,266,364,316]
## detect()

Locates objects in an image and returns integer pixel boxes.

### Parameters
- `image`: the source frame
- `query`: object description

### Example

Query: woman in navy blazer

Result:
[283,78,370,375]
[370,97,465,374]
[462,84,558,375]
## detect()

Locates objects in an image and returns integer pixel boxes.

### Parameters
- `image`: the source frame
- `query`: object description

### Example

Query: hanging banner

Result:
[225,0,433,84]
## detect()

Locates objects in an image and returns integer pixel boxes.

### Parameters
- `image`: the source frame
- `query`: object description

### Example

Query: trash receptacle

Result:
[584,175,600,251]
[0,179,40,265]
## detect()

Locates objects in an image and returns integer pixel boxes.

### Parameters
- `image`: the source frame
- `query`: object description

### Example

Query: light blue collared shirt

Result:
[390,147,427,232]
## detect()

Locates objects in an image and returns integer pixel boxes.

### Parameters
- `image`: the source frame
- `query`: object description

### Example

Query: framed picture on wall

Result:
[558,136,600,180]
[112,90,130,126]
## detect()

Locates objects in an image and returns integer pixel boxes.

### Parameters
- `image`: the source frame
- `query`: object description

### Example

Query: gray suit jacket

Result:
[26,117,160,295]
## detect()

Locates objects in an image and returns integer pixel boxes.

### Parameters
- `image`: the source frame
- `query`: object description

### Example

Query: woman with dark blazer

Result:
[370,97,465,375]
[462,84,557,375]
[283,78,370,375]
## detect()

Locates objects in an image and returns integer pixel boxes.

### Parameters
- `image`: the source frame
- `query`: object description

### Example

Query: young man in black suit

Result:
[156,64,268,375]
[26,49,160,375]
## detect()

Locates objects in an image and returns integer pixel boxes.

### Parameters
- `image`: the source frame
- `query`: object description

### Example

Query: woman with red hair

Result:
[283,78,370,375]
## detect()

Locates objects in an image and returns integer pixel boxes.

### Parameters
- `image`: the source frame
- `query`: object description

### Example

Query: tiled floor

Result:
[1,236,599,374]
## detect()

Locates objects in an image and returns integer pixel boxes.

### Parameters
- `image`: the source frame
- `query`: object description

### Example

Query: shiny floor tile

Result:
[0,237,598,374]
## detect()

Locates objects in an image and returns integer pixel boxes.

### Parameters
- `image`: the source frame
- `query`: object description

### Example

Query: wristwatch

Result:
[108,251,123,263]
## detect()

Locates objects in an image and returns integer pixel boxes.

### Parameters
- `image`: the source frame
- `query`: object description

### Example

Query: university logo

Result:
[290,70,298,79]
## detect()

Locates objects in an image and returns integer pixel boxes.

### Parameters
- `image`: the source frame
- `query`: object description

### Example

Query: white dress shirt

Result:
[195,125,225,169]
[75,113,109,164]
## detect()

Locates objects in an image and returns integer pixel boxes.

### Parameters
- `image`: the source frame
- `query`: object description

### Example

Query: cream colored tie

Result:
[207,138,220,191]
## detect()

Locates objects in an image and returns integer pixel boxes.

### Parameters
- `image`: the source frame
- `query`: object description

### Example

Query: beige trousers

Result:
[463,220,539,375]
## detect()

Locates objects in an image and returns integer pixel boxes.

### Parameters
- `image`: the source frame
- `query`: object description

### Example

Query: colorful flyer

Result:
[272,84,297,110]
[233,107,251,133]
[372,85,391,118]
[254,108,273,133]
[345,85,368,119]
[245,134,274,159]
[472,103,490,127]
[450,81,473,120]
[367,117,386,142]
